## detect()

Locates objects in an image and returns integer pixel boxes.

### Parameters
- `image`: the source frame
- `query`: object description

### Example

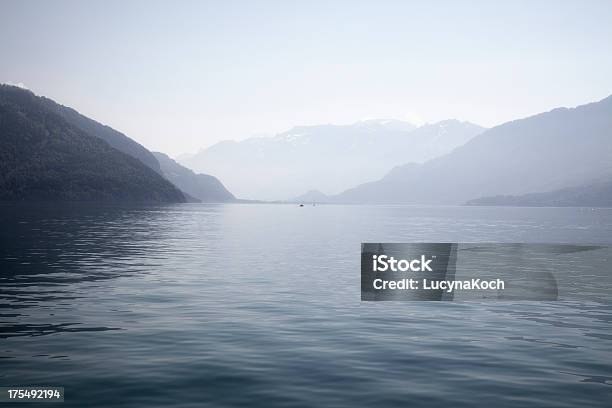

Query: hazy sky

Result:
[1,0,612,156]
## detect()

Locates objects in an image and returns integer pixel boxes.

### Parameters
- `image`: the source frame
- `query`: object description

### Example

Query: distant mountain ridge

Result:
[466,180,612,207]
[331,95,612,204]
[153,152,235,202]
[181,119,484,200]
[0,85,185,202]
[291,189,330,203]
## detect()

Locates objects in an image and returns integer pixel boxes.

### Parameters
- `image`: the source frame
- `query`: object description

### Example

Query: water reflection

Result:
[0,203,610,407]
[560,371,612,386]
[0,203,188,338]
[0,322,122,339]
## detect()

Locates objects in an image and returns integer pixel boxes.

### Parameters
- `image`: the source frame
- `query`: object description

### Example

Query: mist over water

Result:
[1,203,611,407]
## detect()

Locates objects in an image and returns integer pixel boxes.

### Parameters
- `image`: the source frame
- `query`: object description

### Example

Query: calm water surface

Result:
[1,203,611,407]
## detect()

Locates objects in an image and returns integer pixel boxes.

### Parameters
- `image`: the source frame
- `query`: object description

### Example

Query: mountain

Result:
[0,85,185,202]
[466,180,612,207]
[291,189,331,203]
[333,95,612,204]
[153,152,235,202]
[180,119,484,201]
[37,93,162,173]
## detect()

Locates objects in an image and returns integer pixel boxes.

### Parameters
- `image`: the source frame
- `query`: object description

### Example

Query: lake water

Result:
[1,203,611,407]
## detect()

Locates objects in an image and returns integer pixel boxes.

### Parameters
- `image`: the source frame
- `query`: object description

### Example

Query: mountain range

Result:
[326,95,612,205]
[0,85,233,202]
[3,83,611,207]
[179,119,484,201]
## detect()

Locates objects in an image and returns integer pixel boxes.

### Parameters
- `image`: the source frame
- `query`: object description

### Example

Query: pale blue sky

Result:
[1,0,611,156]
